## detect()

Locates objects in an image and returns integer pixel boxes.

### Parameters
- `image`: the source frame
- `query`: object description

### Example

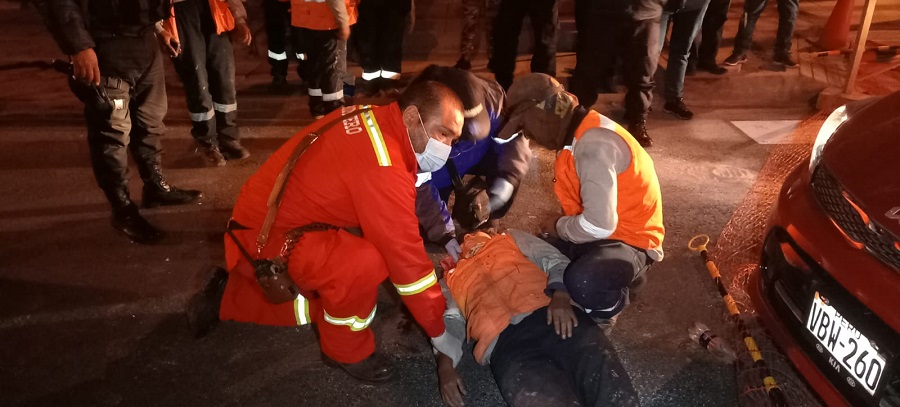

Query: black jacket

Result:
[45,0,169,55]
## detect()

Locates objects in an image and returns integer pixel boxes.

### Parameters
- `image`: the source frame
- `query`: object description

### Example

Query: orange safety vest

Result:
[163,0,235,43]
[553,110,664,252]
[290,0,359,30]
[446,233,551,364]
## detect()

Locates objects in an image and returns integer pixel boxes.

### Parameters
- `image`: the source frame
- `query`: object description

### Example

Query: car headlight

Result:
[809,105,849,171]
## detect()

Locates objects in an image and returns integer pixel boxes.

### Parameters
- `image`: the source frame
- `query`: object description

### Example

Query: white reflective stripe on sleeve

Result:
[576,214,614,239]
[322,89,344,101]
[268,50,288,60]
[213,102,237,113]
[415,172,432,187]
[380,70,401,80]
[462,103,483,119]
[361,71,381,81]
[394,270,438,296]
[190,108,215,122]
[295,53,307,61]
[294,294,311,326]
[492,131,520,144]
[323,306,377,331]
[308,88,323,97]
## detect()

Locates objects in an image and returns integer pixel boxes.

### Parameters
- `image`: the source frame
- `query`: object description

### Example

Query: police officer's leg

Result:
[564,240,649,321]
[264,0,290,80]
[527,0,558,77]
[623,17,661,125]
[205,26,246,158]
[173,0,218,152]
[130,37,202,208]
[489,0,528,89]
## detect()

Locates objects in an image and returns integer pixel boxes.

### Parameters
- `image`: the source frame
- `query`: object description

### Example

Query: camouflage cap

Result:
[496,74,577,147]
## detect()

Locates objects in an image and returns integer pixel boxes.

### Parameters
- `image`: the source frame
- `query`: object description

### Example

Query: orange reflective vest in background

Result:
[553,110,664,253]
[162,0,235,43]
[290,0,358,30]
[446,233,551,363]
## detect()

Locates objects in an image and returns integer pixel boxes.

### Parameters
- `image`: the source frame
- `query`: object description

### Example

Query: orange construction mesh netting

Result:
[705,112,830,407]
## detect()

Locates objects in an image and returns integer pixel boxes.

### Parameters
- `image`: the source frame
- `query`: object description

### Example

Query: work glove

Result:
[453,182,491,231]
[444,239,462,262]
[431,329,463,367]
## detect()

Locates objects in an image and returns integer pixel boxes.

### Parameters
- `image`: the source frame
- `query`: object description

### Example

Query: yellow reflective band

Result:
[361,111,392,167]
[394,270,437,296]
[323,306,377,331]
[294,294,311,326]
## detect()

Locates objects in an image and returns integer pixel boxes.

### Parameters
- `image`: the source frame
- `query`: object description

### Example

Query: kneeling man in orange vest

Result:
[495,73,665,330]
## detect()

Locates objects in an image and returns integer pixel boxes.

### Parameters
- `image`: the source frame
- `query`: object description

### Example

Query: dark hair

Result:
[398,80,463,123]
[410,65,480,110]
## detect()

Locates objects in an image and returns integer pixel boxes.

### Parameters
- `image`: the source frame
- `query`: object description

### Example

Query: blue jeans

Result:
[733,0,799,55]
[659,2,709,100]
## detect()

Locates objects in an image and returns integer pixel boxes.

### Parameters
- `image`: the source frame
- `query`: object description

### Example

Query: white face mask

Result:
[411,112,452,173]
[415,137,452,173]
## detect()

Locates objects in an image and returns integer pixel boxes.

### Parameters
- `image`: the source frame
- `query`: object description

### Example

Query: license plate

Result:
[806,292,887,396]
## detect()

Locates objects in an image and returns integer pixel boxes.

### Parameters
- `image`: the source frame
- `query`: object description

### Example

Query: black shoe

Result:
[186,267,229,338]
[696,61,728,75]
[197,145,226,167]
[664,98,694,120]
[723,52,748,66]
[219,141,251,160]
[143,183,202,208]
[773,53,798,67]
[269,75,289,93]
[112,203,162,244]
[627,120,653,148]
[454,57,472,71]
[323,353,393,383]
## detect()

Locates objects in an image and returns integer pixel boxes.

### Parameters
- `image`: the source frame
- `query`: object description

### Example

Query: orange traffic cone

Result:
[818,0,855,50]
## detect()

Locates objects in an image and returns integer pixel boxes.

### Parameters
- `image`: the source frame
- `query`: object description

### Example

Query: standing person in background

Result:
[264,0,307,91]
[723,0,798,67]
[353,0,412,95]
[290,0,358,118]
[621,0,673,147]
[690,0,730,74]
[658,0,711,120]
[568,0,632,108]
[489,0,558,90]
[455,0,501,71]
[168,0,253,166]
[45,0,203,244]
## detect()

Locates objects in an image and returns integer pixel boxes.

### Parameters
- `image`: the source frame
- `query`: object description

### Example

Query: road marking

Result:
[731,120,803,144]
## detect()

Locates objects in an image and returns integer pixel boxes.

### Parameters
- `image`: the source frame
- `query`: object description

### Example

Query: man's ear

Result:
[402,105,420,127]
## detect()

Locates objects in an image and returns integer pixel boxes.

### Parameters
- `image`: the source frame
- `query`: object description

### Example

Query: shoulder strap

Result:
[256,107,374,253]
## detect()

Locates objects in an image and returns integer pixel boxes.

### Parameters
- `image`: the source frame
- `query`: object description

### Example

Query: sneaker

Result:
[723,52,748,66]
[627,120,653,148]
[186,267,229,338]
[219,141,251,160]
[696,61,728,75]
[773,53,798,67]
[197,145,226,167]
[664,98,694,120]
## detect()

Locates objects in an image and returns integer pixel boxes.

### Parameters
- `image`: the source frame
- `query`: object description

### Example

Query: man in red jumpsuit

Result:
[200,81,465,383]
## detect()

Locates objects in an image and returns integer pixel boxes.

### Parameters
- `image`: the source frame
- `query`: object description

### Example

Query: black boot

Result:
[627,120,653,148]
[140,162,203,208]
[186,267,229,338]
[323,352,394,383]
[219,140,251,161]
[111,202,163,244]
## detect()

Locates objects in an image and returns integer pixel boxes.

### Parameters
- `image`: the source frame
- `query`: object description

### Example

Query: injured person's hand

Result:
[547,290,579,339]
[437,353,467,407]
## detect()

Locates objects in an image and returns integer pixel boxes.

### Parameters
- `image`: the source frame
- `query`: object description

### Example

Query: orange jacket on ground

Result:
[446,233,551,363]
[227,103,446,339]
[290,0,359,30]
[553,110,664,253]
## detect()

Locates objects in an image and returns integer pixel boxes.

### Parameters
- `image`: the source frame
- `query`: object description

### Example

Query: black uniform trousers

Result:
[569,0,631,108]
[692,0,730,65]
[87,32,167,206]
[490,307,641,407]
[489,0,558,90]
[263,0,294,78]
[173,0,239,148]
[353,0,410,80]
[623,16,662,124]
[292,27,346,117]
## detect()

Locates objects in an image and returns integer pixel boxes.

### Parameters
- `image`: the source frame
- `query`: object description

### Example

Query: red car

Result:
[751,91,900,406]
